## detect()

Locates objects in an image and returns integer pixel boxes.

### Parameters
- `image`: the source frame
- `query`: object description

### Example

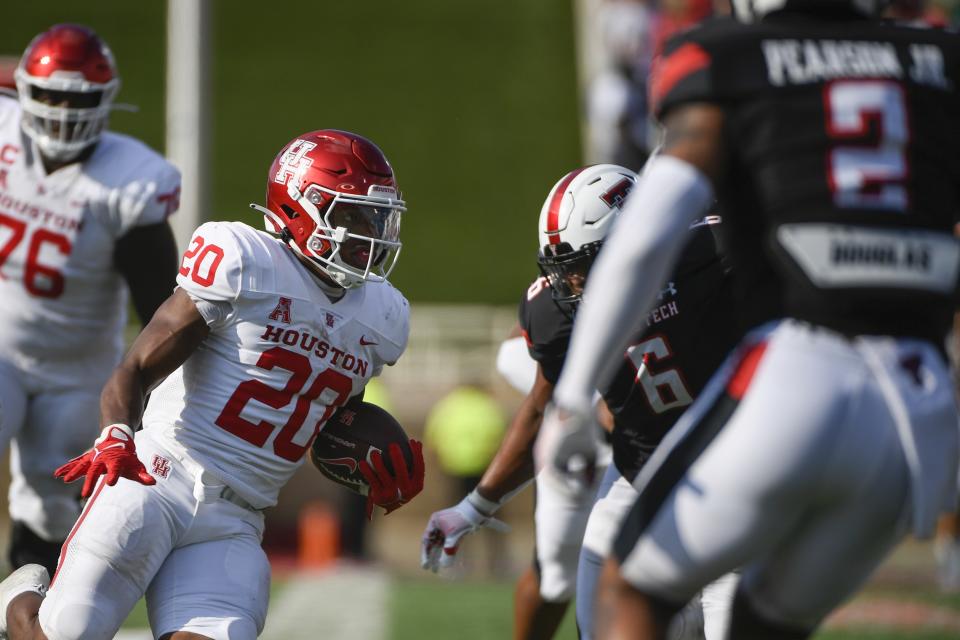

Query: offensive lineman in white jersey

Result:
[0,129,425,640]
[0,24,180,575]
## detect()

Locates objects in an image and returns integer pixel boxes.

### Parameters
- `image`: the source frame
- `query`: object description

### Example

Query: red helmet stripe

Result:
[546,167,586,245]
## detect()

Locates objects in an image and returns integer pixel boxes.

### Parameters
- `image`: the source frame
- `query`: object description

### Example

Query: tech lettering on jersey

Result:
[645,282,680,327]
[260,324,369,377]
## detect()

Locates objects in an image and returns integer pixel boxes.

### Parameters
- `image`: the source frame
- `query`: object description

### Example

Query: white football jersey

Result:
[0,95,181,363]
[143,221,410,508]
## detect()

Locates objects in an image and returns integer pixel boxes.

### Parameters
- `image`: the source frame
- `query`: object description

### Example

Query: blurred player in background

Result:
[585,0,657,170]
[543,0,960,637]
[424,385,508,576]
[0,24,180,576]
[0,129,424,640]
[493,326,612,640]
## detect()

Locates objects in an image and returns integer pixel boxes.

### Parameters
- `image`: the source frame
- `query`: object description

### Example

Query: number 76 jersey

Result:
[142,221,410,509]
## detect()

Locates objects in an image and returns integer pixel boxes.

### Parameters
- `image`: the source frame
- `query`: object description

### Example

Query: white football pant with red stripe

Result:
[39,429,269,640]
[614,319,959,631]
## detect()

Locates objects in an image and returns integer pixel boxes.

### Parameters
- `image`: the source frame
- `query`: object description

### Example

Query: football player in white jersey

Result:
[0,129,424,640]
[0,24,180,576]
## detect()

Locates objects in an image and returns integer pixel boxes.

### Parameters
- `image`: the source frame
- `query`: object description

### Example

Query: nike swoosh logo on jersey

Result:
[359,335,379,346]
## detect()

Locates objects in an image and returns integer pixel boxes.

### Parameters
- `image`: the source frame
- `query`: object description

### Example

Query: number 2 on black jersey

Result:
[824,79,910,211]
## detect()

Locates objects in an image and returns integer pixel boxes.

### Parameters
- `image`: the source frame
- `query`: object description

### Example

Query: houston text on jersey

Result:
[260,324,370,376]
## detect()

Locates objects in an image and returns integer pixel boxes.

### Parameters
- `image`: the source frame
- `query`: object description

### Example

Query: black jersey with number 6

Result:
[651,16,960,342]
[519,221,741,481]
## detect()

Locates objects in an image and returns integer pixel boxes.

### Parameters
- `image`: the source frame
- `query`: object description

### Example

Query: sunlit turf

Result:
[387,577,960,640]
[389,578,577,640]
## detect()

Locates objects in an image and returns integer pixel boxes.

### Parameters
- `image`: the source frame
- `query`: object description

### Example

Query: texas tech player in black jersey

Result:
[545,1,960,639]
[653,9,960,343]
[423,164,739,640]
[526,216,742,640]
[521,219,737,483]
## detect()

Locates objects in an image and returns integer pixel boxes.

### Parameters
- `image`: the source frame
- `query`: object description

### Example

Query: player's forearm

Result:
[100,289,210,428]
[476,397,544,503]
[100,362,149,428]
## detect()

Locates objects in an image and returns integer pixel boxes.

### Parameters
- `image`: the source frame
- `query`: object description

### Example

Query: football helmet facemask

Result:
[253,130,405,289]
[537,164,636,312]
[15,24,121,162]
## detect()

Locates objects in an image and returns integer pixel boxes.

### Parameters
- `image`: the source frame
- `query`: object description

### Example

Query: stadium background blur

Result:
[3,1,960,638]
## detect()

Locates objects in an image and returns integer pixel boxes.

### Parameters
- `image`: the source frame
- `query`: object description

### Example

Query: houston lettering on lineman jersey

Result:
[0,191,84,233]
[260,324,369,376]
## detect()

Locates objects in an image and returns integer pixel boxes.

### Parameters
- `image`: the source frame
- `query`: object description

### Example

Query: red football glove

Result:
[359,439,425,519]
[54,424,156,498]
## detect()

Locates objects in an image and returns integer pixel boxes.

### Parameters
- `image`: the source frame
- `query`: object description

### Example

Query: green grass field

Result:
[117,566,960,639]
[98,540,958,638]
[386,578,960,640]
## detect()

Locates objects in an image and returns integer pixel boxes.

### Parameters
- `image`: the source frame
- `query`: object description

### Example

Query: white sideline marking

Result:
[114,632,152,640]
[260,565,389,640]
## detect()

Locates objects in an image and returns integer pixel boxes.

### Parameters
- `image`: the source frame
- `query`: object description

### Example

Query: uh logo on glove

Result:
[55,424,155,498]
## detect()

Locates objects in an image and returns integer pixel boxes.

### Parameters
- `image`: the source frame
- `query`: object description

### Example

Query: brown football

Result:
[310,401,413,495]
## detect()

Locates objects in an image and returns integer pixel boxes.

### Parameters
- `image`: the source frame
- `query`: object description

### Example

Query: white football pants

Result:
[0,351,113,541]
[615,319,959,629]
[40,430,269,640]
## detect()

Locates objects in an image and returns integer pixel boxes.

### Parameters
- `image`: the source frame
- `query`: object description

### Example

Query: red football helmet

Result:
[15,24,119,161]
[252,130,405,289]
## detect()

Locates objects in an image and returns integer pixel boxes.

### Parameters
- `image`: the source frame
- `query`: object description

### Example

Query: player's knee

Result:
[728,588,813,640]
[539,574,576,602]
[537,558,577,602]
[537,544,580,602]
[538,555,576,601]
[40,599,123,640]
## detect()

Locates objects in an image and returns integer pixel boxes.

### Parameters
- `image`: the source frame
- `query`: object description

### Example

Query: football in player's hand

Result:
[311,401,414,495]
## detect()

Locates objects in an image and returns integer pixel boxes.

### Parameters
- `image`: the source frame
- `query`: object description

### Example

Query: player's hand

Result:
[359,439,425,519]
[420,491,510,573]
[54,424,156,498]
[534,404,598,498]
